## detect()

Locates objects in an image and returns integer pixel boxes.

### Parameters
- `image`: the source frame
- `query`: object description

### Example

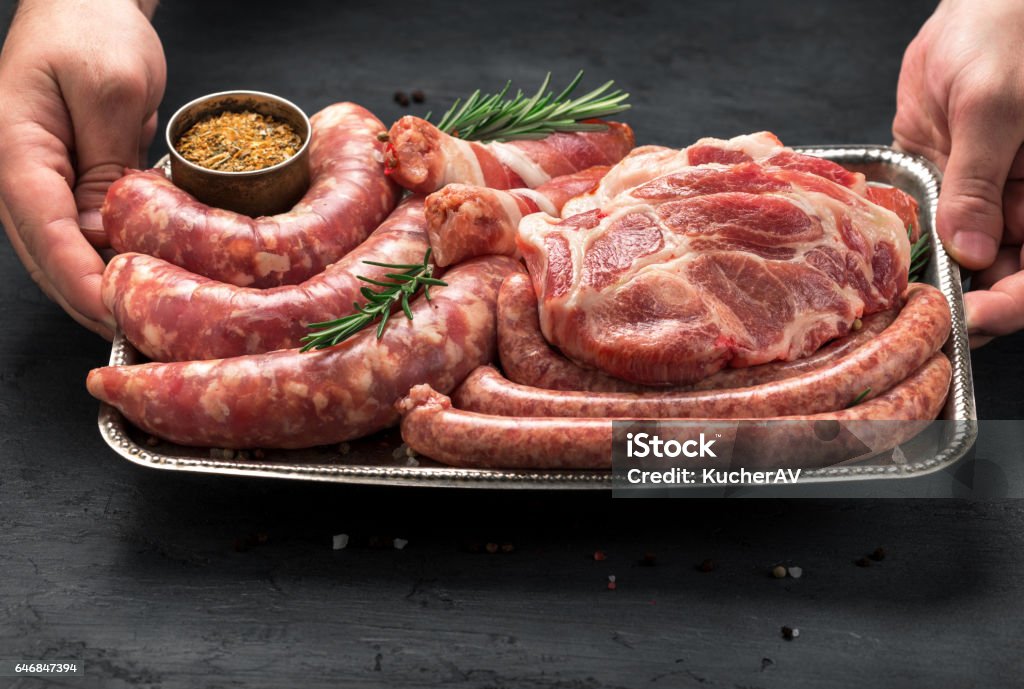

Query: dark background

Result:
[2,1,1023,687]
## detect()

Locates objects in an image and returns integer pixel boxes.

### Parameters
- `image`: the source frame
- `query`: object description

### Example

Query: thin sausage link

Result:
[399,353,951,469]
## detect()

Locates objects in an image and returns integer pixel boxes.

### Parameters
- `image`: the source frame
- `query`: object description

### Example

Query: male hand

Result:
[894,0,1024,347]
[0,0,164,339]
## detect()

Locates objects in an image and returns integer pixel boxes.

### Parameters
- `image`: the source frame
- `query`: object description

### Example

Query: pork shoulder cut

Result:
[516,132,911,386]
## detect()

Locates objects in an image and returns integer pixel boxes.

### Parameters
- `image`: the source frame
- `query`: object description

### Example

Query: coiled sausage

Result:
[103,103,400,287]
[104,197,430,362]
[458,283,950,418]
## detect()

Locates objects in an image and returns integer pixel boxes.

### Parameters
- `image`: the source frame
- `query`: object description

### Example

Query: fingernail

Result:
[79,209,103,232]
[950,231,998,268]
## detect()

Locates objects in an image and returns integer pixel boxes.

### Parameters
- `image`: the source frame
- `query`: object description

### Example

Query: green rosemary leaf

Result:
[376,306,391,339]
[362,260,423,269]
[848,387,872,408]
[552,70,585,103]
[908,225,931,283]
[358,275,400,288]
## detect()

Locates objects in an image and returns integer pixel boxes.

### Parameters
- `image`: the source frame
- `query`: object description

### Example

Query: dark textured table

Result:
[2,1,1023,687]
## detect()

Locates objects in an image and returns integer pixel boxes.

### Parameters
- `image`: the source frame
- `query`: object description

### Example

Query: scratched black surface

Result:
[1,1,1023,688]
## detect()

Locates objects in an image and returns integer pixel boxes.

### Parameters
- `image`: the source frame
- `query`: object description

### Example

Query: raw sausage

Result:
[424,166,609,266]
[497,272,898,392]
[87,255,523,448]
[457,283,950,418]
[103,103,400,287]
[385,115,634,194]
[398,353,951,469]
[104,197,430,362]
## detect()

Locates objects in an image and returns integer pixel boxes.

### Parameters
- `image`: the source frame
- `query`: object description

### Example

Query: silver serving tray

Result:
[97,145,977,488]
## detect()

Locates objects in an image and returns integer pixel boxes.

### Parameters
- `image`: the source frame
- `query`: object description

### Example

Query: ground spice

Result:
[697,558,716,573]
[176,111,302,172]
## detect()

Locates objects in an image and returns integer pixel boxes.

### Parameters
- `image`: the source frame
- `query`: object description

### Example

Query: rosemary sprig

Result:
[908,226,931,283]
[428,71,630,143]
[300,249,446,352]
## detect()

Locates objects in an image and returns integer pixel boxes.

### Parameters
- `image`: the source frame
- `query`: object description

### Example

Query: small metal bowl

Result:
[166,90,311,217]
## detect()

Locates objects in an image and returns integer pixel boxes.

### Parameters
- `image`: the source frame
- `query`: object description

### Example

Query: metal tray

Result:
[97,145,978,488]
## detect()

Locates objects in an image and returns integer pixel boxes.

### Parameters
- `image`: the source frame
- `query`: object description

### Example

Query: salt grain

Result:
[332,533,349,550]
[788,566,803,579]
[393,538,408,550]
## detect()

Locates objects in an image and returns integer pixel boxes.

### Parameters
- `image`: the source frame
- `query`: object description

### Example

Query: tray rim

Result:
[96,144,978,490]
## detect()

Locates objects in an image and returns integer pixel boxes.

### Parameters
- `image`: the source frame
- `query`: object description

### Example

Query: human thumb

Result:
[72,103,159,249]
[937,107,1022,270]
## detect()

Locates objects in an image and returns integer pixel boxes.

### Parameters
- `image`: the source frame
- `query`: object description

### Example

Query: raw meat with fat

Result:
[517,133,912,386]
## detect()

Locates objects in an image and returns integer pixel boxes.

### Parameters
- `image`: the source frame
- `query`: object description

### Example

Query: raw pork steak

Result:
[517,132,910,386]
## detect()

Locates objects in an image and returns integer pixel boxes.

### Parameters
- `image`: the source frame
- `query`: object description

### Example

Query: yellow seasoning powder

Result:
[176,111,302,172]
